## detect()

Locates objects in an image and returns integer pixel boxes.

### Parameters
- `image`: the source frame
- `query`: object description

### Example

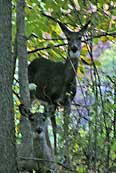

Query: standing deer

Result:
[28,15,90,154]
[17,104,54,173]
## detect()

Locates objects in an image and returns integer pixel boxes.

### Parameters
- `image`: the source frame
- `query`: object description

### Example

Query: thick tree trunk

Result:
[0,1,18,172]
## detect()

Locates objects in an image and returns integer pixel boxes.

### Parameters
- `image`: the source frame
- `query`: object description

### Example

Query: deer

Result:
[28,15,90,154]
[17,104,54,173]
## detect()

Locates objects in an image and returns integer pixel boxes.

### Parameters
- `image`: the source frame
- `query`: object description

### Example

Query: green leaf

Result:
[111,139,116,151]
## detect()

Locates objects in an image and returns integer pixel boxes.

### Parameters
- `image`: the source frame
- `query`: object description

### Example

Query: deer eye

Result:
[42,117,46,121]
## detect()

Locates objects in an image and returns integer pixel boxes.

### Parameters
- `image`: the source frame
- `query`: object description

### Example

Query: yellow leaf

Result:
[16,113,21,120]
[81,57,93,65]
[100,36,107,42]
[82,44,90,52]
[16,100,21,106]
[78,66,85,76]
[15,126,20,134]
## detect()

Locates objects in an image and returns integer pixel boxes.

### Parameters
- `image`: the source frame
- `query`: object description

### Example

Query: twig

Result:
[13,90,20,100]
[93,32,116,38]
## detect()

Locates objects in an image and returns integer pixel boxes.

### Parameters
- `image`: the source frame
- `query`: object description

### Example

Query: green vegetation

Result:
[12,0,116,172]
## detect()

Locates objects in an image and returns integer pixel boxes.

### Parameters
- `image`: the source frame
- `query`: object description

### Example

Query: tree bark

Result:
[0,0,18,172]
[16,0,31,143]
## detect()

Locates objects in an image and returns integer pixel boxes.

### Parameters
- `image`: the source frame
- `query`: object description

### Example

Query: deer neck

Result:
[66,57,79,68]
[65,51,80,73]
[33,133,46,156]
[64,51,80,85]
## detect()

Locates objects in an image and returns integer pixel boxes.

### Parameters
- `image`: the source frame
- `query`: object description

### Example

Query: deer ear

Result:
[58,21,71,38]
[42,13,71,39]
[19,104,31,117]
[79,20,91,34]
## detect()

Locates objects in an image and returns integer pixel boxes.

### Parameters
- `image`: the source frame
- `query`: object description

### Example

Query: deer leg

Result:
[45,104,57,155]
[51,115,57,154]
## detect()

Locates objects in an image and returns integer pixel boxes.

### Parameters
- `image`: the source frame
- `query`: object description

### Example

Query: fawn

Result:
[17,104,54,173]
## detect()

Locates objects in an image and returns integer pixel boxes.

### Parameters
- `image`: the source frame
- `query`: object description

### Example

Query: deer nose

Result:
[36,127,43,134]
[71,46,78,53]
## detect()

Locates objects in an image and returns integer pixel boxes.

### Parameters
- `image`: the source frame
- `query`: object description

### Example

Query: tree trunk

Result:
[0,0,18,172]
[16,0,31,143]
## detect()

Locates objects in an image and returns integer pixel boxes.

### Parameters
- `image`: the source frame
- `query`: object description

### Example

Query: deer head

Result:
[43,14,90,59]
[19,104,47,138]
[57,20,90,59]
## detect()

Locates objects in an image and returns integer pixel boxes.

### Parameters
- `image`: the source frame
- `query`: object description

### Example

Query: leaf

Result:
[73,143,79,152]
[16,113,21,120]
[81,57,93,65]
[15,126,20,134]
[111,139,116,151]
[100,36,108,42]
[94,59,101,66]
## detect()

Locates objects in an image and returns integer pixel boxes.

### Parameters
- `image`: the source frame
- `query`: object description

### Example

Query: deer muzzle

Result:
[69,50,80,58]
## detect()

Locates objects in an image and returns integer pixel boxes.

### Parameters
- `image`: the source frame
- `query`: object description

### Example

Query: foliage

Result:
[12,0,116,172]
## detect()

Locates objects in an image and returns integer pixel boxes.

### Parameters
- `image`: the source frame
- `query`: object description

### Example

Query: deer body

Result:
[28,56,77,105]
[17,142,38,173]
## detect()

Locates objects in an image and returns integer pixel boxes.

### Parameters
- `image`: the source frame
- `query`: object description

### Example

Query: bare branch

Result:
[28,43,67,54]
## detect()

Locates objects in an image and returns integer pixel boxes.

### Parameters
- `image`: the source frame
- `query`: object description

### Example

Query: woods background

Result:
[0,0,116,173]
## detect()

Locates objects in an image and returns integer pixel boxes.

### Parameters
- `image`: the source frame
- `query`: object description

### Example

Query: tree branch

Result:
[28,43,67,54]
